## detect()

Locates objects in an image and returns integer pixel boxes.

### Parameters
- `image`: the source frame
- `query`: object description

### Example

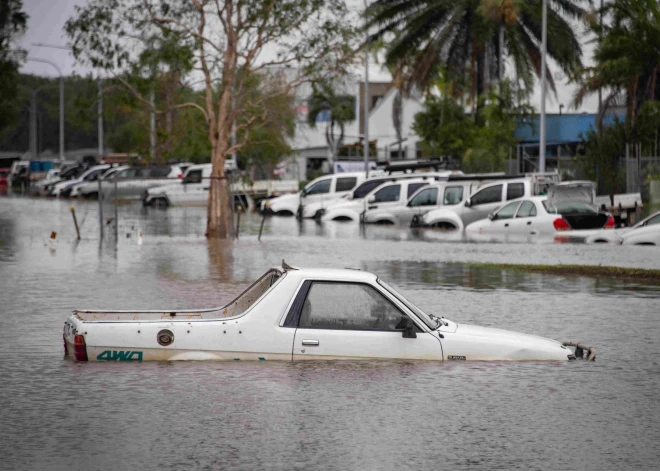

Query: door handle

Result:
[368,206,377,210]
[302,340,319,346]
[504,223,509,227]
[527,221,532,225]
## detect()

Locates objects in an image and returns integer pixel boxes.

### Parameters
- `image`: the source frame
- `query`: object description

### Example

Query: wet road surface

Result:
[1,196,659,470]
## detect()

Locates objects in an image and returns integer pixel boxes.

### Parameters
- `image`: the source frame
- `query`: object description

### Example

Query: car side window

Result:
[471,185,502,206]
[298,282,410,331]
[506,183,525,200]
[443,186,464,205]
[645,214,660,226]
[409,188,438,207]
[516,201,537,218]
[335,177,357,192]
[373,184,401,203]
[495,201,520,219]
[305,179,331,195]
[407,182,428,198]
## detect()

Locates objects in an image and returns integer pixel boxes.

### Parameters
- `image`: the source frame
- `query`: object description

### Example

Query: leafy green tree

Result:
[66,0,359,238]
[414,79,532,171]
[574,0,660,127]
[0,0,27,129]
[367,0,586,104]
[306,82,356,168]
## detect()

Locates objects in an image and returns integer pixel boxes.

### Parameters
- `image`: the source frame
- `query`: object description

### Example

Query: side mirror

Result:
[402,319,417,339]
[368,195,376,204]
[465,198,472,207]
[488,213,496,221]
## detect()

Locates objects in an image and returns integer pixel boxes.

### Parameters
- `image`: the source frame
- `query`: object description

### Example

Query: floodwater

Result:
[1,195,660,470]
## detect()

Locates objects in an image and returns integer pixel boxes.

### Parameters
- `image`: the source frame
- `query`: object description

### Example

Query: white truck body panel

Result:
[63,266,578,363]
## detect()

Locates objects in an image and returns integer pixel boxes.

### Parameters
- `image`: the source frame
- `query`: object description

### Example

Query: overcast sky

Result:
[18,0,599,114]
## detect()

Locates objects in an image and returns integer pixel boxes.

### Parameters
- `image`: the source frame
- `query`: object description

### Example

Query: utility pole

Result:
[539,0,548,173]
[150,86,156,159]
[27,58,65,161]
[363,0,370,177]
[98,78,104,157]
[31,90,38,160]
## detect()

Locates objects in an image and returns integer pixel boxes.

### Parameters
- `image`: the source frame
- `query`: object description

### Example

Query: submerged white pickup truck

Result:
[63,264,593,362]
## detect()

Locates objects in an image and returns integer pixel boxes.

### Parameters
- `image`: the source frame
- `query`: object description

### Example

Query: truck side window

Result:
[507,183,525,200]
[336,177,358,192]
[443,186,464,205]
[305,179,331,195]
[409,188,438,207]
[407,183,428,198]
[471,185,502,206]
[298,282,409,331]
[183,170,202,184]
[373,185,400,203]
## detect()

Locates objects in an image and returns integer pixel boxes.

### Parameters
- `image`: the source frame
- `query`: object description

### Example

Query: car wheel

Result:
[148,197,169,208]
[85,191,99,199]
[433,222,457,231]
[410,215,421,227]
[276,210,294,217]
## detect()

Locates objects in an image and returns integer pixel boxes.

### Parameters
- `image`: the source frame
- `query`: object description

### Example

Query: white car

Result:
[465,195,615,240]
[365,180,474,226]
[619,221,660,246]
[322,172,454,222]
[70,166,128,198]
[51,164,111,197]
[63,263,589,362]
[263,172,366,217]
[143,163,211,207]
[586,210,660,244]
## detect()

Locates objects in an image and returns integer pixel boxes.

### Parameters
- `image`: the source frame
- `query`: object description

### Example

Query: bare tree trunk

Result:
[207,137,233,239]
[206,0,236,239]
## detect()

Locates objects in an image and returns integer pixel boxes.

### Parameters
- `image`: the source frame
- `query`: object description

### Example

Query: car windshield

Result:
[377,279,436,329]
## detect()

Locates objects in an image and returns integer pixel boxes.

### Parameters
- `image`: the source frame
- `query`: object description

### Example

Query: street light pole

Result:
[538,0,548,173]
[27,58,65,161]
[98,79,104,157]
[363,0,370,177]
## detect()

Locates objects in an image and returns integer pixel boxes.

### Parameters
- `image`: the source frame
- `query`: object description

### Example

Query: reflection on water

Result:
[1,196,660,470]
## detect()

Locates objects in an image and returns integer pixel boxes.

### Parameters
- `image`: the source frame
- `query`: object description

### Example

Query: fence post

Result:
[114,178,119,239]
[258,202,268,241]
[98,178,104,239]
[70,206,81,240]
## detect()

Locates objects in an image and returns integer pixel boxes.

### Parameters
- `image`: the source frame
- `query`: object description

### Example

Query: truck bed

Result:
[73,269,281,322]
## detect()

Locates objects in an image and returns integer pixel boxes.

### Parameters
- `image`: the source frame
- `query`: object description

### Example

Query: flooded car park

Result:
[1,195,660,469]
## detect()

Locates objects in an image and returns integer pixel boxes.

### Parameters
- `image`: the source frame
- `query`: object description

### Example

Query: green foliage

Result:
[367,0,586,99]
[0,0,27,129]
[414,79,533,172]
[574,0,660,123]
[306,81,356,160]
[577,103,660,195]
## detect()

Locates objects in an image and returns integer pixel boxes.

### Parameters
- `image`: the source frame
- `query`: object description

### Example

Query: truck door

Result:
[289,281,443,360]
[464,184,504,226]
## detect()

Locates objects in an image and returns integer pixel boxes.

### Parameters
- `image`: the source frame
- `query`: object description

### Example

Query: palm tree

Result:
[366,0,586,104]
[573,0,660,127]
[306,83,356,169]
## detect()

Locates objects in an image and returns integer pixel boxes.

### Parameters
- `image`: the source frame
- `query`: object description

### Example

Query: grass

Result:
[468,263,660,282]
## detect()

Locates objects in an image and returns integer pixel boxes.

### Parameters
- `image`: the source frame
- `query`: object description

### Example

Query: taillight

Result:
[553,218,571,231]
[177,174,183,178]
[605,215,615,229]
[74,334,88,362]
[63,334,68,355]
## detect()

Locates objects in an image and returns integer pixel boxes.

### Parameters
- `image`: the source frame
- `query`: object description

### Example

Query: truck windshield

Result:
[377,279,436,329]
